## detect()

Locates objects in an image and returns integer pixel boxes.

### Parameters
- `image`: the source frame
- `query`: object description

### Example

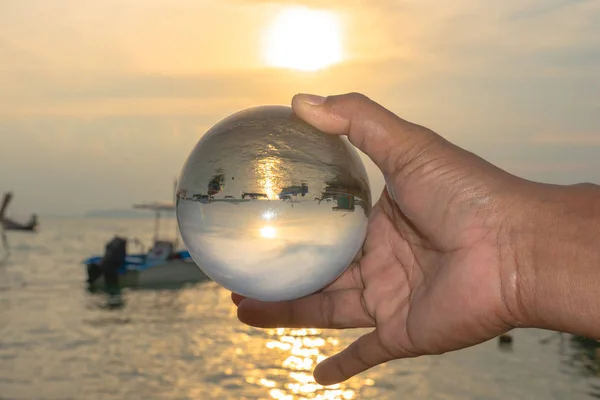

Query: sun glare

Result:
[263,7,343,71]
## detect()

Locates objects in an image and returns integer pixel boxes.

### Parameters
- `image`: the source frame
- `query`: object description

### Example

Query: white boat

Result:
[82,200,209,291]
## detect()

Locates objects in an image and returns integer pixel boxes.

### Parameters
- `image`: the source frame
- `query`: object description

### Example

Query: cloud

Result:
[530,133,600,146]
[415,0,600,78]
[225,0,404,10]
[508,0,595,20]
[506,160,597,173]
[0,57,415,118]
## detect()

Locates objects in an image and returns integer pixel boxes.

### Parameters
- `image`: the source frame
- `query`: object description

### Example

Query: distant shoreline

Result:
[36,209,177,219]
[84,209,176,219]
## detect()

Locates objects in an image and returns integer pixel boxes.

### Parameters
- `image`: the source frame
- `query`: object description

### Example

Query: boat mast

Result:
[0,192,12,222]
[132,177,178,248]
[153,210,161,244]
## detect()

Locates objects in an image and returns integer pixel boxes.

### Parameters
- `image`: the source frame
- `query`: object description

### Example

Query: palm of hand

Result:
[357,187,513,364]
[234,179,515,385]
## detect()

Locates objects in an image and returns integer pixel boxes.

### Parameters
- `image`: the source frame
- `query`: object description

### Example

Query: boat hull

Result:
[2,219,37,232]
[87,259,210,290]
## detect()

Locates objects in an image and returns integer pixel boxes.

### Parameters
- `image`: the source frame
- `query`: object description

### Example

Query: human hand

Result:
[231,92,529,385]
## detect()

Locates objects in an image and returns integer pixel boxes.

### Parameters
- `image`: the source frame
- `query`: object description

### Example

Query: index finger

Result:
[236,288,375,329]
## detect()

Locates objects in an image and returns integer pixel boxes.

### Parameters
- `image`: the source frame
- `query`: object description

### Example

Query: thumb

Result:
[291,92,443,175]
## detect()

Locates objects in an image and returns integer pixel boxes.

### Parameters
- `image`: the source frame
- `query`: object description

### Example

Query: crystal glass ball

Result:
[176,105,371,301]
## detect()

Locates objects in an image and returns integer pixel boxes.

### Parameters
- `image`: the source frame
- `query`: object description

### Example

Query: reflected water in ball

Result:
[176,105,371,301]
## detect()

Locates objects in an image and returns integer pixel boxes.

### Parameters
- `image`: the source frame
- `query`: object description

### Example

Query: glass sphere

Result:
[176,105,371,301]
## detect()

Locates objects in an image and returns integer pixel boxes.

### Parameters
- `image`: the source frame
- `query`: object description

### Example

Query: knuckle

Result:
[393,134,444,177]
[335,358,350,381]
[288,301,298,326]
[329,92,370,110]
[320,292,335,327]
[344,92,370,104]
[350,339,370,368]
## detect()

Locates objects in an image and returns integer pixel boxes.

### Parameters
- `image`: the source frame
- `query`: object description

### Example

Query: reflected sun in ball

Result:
[260,226,277,239]
[263,6,343,71]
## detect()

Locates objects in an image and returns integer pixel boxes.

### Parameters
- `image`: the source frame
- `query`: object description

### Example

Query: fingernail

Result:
[297,93,326,106]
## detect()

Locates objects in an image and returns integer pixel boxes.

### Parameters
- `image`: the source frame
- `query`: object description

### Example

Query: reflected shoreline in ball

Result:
[176,105,371,301]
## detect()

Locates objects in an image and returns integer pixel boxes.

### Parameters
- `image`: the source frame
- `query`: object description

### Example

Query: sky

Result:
[1,0,599,216]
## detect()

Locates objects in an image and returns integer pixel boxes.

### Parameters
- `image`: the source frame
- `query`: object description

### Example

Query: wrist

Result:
[510,181,600,336]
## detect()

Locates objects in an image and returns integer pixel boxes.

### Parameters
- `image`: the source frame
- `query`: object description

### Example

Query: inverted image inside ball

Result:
[176,105,371,301]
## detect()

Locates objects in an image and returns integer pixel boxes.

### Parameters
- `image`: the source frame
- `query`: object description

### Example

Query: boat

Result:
[0,192,38,232]
[315,185,370,213]
[83,200,209,291]
[0,193,11,262]
[278,183,308,199]
[3,214,38,231]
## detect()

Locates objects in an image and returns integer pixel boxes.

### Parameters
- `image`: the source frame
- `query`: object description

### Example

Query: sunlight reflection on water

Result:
[255,328,372,400]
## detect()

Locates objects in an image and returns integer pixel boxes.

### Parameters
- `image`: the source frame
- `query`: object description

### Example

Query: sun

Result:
[263,7,343,71]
